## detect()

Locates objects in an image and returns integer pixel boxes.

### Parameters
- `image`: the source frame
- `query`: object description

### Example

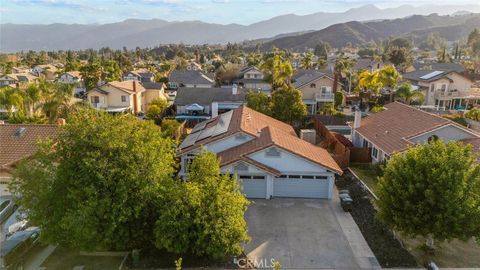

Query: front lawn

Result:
[348,163,381,194]
[41,246,126,270]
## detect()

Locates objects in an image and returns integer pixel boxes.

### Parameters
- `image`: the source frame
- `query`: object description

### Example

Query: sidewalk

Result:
[331,187,381,269]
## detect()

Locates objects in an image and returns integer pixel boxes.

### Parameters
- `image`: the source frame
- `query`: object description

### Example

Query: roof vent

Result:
[15,127,27,138]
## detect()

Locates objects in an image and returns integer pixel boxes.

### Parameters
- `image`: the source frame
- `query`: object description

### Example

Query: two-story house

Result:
[403,69,478,110]
[123,69,155,83]
[168,70,215,89]
[186,61,202,71]
[87,81,146,114]
[57,71,86,95]
[0,73,37,87]
[31,64,57,80]
[292,70,339,114]
[233,66,271,92]
[351,102,480,163]
[177,106,342,199]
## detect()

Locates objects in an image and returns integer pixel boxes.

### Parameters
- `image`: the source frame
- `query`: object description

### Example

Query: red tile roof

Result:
[0,124,59,171]
[182,106,343,174]
[355,102,479,155]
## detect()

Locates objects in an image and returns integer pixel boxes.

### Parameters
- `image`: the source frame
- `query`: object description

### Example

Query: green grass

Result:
[349,163,381,194]
[42,247,125,270]
[443,114,469,127]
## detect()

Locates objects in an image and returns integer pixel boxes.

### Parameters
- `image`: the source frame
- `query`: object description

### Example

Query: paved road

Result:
[245,198,364,269]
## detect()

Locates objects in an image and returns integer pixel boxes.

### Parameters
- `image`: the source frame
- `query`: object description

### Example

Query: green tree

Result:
[246,90,271,115]
[160,119,182,142]
[334,91,345,108]
[11,109,177,251]
[270,85,307,124]
[300,52,314,69]
[387,46,412,69]
[396,82,424,105]
[154,151,250,259]
[314,42,331,60]
[465,108,480,121]
[377,141,480,247]
[80,59,102,90]
[378,65,401,102]
[333,56,355,93]
[246,52,262,67]
[357,70,383,101]
[261,49,293,90]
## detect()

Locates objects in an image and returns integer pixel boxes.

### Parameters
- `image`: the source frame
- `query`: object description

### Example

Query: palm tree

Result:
[357,70,383,104]
[43,83,75,123]
[261,48,293,90]
[0,86,24,114]
[300,52,314,69]
[333,56,356,93]
[396,83,424,105]
[379,65,402,102]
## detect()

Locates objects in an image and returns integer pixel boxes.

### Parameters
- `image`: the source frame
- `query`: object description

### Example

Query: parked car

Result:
[0,227,41,269]
[0,196,17,224]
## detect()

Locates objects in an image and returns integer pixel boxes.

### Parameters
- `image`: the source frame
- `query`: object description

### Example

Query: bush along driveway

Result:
[336,172,418,268]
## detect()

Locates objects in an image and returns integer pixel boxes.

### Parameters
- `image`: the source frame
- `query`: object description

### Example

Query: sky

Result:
[1,0,480,25]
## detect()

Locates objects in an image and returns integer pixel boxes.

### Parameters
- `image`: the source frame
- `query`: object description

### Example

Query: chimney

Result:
[232,84,238,95]
[132,81,138,114]
[300,129,317,145]
[56,118,66,126]
[353,109,362,129]
[211,102,218,118]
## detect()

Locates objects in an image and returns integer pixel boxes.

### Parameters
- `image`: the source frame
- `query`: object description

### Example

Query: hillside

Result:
[262,14,480,50]
[1,4,480,52]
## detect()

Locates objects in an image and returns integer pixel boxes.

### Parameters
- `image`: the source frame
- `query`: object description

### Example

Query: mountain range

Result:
[262,13,480,50]
[1,4,480,52]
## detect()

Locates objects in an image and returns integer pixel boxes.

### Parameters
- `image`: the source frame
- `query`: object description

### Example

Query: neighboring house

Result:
[57,71,85,95]
[141,82,169,110]
[87,81,146,114]
[233,66,271,92]
[186,61,202,71]
[405,62,466,74]
[351,102,480,163]
[123,69,155,83]
[12,67,30,74]
[174,86,246,121]
[353,58,386,73]
[168,70,215,89]
[177,106,342,199]
[0,122,59,196]
[31,64,57,80]
[292,70,339,114]
[0,74,18,87]
[402,69,478,109]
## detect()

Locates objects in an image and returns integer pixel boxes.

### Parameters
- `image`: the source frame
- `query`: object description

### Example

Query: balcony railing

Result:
[315,92,334,101]
[434,89,480,100]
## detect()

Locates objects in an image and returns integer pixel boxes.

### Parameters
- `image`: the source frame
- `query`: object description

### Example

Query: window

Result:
[372,147,378,159]
[440,84,447,92]
[90,96,100,103]
[302,175,314,179]
[252,176,265,179]
[288,175,301,179]
[315,176,328,180]
[310,83,316,88]
[430,84,435,92]
[363,139,369,148]
[265,147,281,157]
[121,95,127,102]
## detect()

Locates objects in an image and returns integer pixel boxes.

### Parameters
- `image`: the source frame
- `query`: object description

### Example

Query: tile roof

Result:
[354,102,478,155]
[142,82,165,90]
[292,70,335,88]
[107,80,146,93]
[180,106,343,174]
[0,124,59,171]
[169,70,214,85]
[174,87,246,106]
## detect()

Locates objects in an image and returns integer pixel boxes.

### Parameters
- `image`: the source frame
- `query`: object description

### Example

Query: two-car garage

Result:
[239,174,332,199]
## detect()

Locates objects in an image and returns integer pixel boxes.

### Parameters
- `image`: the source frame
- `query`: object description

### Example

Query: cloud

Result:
[212,0,230,3]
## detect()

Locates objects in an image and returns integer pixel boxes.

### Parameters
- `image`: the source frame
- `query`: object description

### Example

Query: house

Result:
[0,121,59,196]
[31,64,57,80]
[186,61,202,71]
[123,69,155,83]
[402,69,478,109]
[292,70,339,114]
[12,67,30,74]
[168,70,215,89]
[87,81,146,114]
[353,58,386,73]
[351,102,480,163]
[174,85,246,121]
[405,62,466,74]
[0,74,18,87]
[233,66,271,92]
[177,106,342,199]
[57,71,85,95]
[141,82,169,110]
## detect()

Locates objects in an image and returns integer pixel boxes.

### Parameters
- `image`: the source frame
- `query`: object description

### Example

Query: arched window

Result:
[310,83,316,88]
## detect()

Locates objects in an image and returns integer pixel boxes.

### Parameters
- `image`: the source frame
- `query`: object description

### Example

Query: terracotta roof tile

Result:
[0,124,59,170]
[355,102,478,155]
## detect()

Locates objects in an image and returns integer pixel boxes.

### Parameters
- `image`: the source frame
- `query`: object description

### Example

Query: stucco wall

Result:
[298,77,335,100]
[409,124,476,144]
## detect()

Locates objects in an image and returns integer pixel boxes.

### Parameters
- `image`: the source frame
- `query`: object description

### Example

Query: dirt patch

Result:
[336,172,418,268]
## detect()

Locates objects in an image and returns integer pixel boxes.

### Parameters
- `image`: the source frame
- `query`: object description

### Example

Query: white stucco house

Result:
[233,66,271,92]
[351,102,480,163]
[57,71,86,95]
[177,106,343,199]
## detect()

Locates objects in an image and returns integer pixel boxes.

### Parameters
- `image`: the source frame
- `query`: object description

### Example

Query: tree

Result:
[396,82,424,105]
[80,59,102,90]
[300,52,314,69]
[467,29,480,57]
[246,90,271,115]
[261,49,293,90]
[377,141,480,248]
[378,65,401,102]
[246,52,262,67]
[160,119,182,142]
[465,108,480,121]
[314,42,331,60]
[334,91,345,108]
[215,63,240,85]
[270,85,307,124]
[387,46,412,69]
[11,109,177,251]
[357,70,383,102]
[333,56,355,93]
[154,151,250,259]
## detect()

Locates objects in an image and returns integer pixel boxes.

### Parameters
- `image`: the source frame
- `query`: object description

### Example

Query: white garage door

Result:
[239,176,266,199]
[274,175,330,199]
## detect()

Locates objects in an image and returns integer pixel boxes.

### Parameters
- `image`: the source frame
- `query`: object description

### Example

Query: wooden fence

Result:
[350,147,372,163]
[312,118,350,169]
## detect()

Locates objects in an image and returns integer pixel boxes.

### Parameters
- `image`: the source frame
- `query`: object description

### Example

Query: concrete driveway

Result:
[244,198,370,269]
